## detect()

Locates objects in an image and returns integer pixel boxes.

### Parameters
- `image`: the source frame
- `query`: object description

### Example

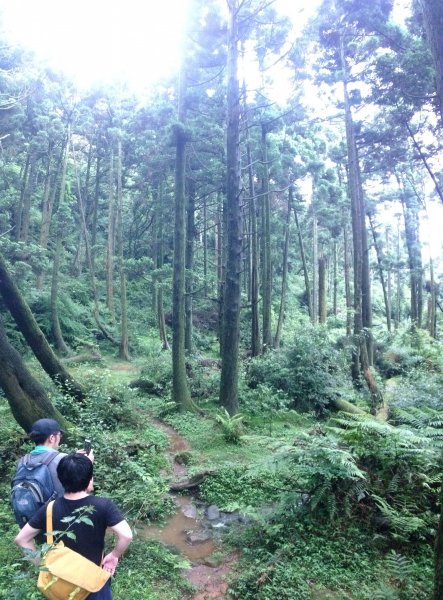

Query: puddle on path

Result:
[145,419,238,598]
[138,495,215,562]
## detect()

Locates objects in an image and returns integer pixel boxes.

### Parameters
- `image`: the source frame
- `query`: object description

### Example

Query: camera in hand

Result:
[84,439,92,455]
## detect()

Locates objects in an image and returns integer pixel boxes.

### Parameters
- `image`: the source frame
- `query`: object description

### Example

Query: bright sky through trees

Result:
[0,0,190,91]
[0,0,322,93]
[1,0,440,261]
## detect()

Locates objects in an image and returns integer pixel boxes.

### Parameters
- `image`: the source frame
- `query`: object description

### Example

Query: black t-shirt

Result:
[29,495,125,566]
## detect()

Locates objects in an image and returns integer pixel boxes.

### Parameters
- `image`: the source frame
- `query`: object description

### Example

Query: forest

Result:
[1,0,443,598]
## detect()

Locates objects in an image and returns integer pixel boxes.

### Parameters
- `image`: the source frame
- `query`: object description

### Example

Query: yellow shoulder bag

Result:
[37,500,111,600]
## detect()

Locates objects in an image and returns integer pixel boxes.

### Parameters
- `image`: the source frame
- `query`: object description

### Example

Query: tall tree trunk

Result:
[318,255,327,324]
[203,194,208,298]
[292,194,312,319]
[220,0,242,415]
[344,220,353,337]
[395,215,402,328]
[261,125,272,351]
[37,147,56,290]
[172,61,193,410]
[50,126,71,356]
[71,140,118,346]
[20,157,37,243]
[51,229,71,356]
[14,150,31,241]
[333,240,338,317]
[0,319,68,432]
[340,34,381,411]
[155,182,170,350]
[106,148,115,319]
[400,182,423,327]
[419,0,443,123]
[185,176,196,353]
[386,226,393,332]
[244,94,260,356]
[274,192,290,348]
[312,215,318,324]
[116,136,129,360]
[0,253,86,401]
[91,153,101,269]
[369,214,392,332]
[429,259,437,338]
[218,191,227,352]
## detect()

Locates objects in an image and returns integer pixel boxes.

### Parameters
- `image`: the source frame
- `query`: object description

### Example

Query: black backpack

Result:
[11,452,59,527]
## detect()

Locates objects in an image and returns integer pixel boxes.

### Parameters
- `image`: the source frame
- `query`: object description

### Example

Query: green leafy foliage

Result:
[215,408,244,444]
[229,519,432,600]
[200,465,281,510]
[246,325,353,413]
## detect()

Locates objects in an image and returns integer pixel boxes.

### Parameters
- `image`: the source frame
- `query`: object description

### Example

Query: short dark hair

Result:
[57,453,93,493]
[29,418,64,445]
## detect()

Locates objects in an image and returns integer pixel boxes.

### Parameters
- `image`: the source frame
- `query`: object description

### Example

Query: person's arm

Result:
[14,523,41,564]
[101,520,133,575]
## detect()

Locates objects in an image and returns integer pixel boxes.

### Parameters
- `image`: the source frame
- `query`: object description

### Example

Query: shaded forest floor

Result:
[0,341,437,600]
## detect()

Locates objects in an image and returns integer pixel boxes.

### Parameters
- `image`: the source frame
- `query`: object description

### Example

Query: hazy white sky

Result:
[0,0,190,91]
[0,0,321,93]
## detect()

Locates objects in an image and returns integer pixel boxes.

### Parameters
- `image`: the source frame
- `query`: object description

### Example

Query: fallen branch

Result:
[62,352,102,365]
[169,470,214,492]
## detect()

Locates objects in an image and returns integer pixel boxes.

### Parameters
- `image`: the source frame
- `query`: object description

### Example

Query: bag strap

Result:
[46,500,55,545]
[22,451,59,468]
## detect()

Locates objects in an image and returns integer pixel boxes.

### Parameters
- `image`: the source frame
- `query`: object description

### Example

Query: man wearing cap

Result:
[17,418,67,498]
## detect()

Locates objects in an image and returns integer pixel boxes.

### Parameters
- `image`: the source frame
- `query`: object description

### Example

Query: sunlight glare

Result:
[0,0,189,91]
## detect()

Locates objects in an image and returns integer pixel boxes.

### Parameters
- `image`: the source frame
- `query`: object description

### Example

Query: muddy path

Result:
[140,420,237,599]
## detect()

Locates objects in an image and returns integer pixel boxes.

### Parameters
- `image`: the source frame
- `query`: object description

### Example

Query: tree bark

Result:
[261,125,272,351]
[171,55,195,411]
[292,195,312,320]
[185,176,196,353]
[333,240,338,317]
[274,191,290,348]
[0,319,68,432]
[0,252,86,401]
[172,122,193,410]
[344,219,353,336]
[14,150,31,242]
[106,148,115,319]
[340,33,381,411]
[37,142,64,290]
[51,126,71,356]
[400,182,423,327]
[318,255,327,324]
[116,136,130,360]
[155,181,170,350]
[244,94,260,357]
[419,0,443,123]
[220,0,242,415]
[369,214,392,332]
[312,215,318,324]
[71,140,118,346]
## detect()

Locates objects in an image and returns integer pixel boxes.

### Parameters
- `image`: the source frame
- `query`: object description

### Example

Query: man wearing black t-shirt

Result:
[14,453,133,600]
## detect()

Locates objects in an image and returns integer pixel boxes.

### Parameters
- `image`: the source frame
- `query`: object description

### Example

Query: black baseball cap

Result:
[29,418,65,439]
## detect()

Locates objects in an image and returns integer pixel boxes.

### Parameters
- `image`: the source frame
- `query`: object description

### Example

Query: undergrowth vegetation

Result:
[0,328,442,598]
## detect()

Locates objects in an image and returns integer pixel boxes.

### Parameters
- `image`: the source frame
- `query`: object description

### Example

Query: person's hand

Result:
[76,448,94,462]
[102,551,119,575]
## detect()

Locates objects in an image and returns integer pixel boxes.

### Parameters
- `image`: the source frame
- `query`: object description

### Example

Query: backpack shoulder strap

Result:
[46,500,55,545]
[20,451,59,468]
[40,452,60,466]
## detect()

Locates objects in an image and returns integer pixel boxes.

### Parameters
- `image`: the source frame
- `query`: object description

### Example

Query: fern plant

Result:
[247,432,367,520]
[215,409,244,444]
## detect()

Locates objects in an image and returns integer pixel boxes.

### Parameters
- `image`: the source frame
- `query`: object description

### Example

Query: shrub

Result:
[246,325,351,413]
[215,409,244,444]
